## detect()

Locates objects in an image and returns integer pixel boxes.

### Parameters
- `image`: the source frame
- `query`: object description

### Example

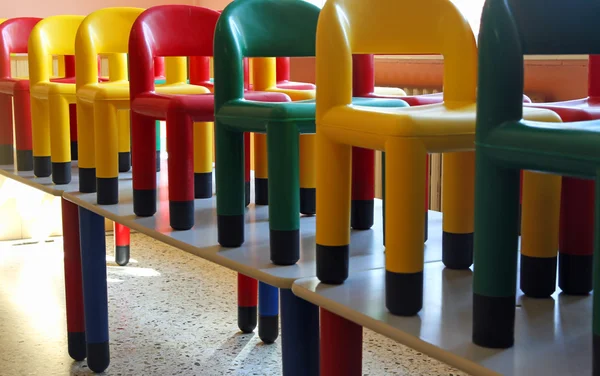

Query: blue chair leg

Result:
[79,207,110,373]
[258,282,279,344]
[280,289,319,376]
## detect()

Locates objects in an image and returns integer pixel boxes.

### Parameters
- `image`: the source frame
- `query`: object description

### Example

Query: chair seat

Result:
[78,82,210,103]
[526,98,600,121]
[31,80,76,99]
[217,96,404,133]
[276,80,315,91]
[0,78,29,93]
[266,86,315,100]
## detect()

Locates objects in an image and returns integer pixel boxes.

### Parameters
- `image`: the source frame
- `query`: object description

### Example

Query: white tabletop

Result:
[292,262,591,376]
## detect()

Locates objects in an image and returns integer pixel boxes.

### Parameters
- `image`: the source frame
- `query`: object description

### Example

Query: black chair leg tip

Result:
[258,315,279,344]
[115,246,130,266]
[245,182,250,207]
[270,229,299,266]
[386,270,423,316]
[238,306,257,333]
[442,232,473,270]
[316,244,349,284]
[351,199,374,230]
[255,178,268,205]
[218,215,245,247]
[558,253,593,295]
[299,188,316,216]
[67,332,87,361]
[86,342,110,373]
[472,293,515,349]
[520,254,557,298]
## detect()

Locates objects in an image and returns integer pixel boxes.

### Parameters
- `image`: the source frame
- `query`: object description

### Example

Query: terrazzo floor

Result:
[0,232,467,376]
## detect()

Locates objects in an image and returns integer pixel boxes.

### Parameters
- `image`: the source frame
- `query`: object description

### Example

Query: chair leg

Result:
[193,121,214,199]
[131,113,158,216]
[69,104,78,161]
[237,274,257,333]
[78,207,110,373]
[320,308,362,376]
[472,151,519,349]
[520,171,561,298]
[254,133,269,205]
[280,289,319,376]
[351,147,375,230]
[76,102,97,193]
[13,90,33,171]
[166,112,194,230]
[384,139,426,316]
[558,177,594,295]
[591,174,600,375]
[117,109,131,173]
[94,102,119,205]
[244,133,251,207]
[266,124,300,265]
[299,134,316,215]
[31,97,51,177]
[441,151,475,269]
[316,132,352,283]
[258,282,279,344]
[215,122,245,247]
[61,198,86,361]
[155,120,161,172]
[114,222,130,267]
[48,95,72,185]
[0,93,13,165]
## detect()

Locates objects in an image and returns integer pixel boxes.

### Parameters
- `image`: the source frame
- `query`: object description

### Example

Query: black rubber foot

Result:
[133,189,156,217]
[79,168,96,193]
[424,210,428,243]
[118,152,130,173]
[255,178,268,205]
[170,200,194,230]
[259,315,279,344]
[194,172,213,199]
[71,141,78,161]
[520,254,557,298]
[442,232,473,269]
[351,199,374,230]
[156,150,161,172]
[386,270,423,316]
[472,293,515,348]
[67,331,86,361]
[270,229,299,265]
[0,144,13,165]
[52,162,71,185]
[238,306,257,333]
[115,245,130,266]
[559,253,593,295]
[594,335,600,375]
[245,181,250,207]
[16,150,33,171]
[97,177,118,205]
[300,188,316,216]
[34,156,51,177]
[86,342,110,373]
[316,244,349,284]
[218,214,244,247]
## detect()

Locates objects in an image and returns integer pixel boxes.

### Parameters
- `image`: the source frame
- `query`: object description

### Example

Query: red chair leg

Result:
[0,93,14,165]
[351,147,375,230]
[13,90,33,171]
[114,222,131,266]
[237,274,258,333]
[321,308,362,376]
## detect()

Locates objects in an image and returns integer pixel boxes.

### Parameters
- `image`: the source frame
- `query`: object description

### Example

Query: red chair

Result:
[0,17,78,171]
[275,57,315,90]
[129,5,290,230]
[517,55,600,298]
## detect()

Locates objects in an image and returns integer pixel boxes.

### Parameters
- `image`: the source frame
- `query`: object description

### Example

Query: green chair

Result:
[214,0,406,265]
[473,0,600,370]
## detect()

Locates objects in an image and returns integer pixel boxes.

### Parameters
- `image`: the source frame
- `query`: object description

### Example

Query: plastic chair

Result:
[214,0,405,266]
[28,16,83,179]
[314,0,558,316]
[129,5,289,228]
[472,1,600,369]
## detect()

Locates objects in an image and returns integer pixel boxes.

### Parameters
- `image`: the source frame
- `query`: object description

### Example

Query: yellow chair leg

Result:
[117,109,131,173]
[254,133,269,205]
[441,151,475,269]
[94,102,119,205]
[77,101,97,193]
[384,138,426,316]
[520,170,561,298]
[299,134,316,215]
[193,121,214,198]
[48,95,71,184]
[31,97,51,177]
[316,131,352,284]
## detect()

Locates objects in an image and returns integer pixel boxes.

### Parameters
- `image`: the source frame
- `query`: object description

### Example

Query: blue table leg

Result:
[280,289,319,376]
[79,207,110,373]
[258,282,279,344]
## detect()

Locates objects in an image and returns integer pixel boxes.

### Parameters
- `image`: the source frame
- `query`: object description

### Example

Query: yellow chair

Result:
[251,57,316,213]
[29,15,84,181]
[314,0,560,316]
[74,7,209,204]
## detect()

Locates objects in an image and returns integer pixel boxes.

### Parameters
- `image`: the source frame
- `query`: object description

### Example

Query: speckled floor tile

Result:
[0,234,468,376]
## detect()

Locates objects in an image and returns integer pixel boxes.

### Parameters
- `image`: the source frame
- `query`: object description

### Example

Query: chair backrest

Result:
[214,0,320,107]
[477,0,600,138]
[129,5,220,98]
[0,18,41,79]
[316,0,476,117]
[28,15,84,85]
[75,7,144,89]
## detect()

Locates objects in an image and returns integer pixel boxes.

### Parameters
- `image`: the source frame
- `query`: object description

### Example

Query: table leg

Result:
[259,282,278,344]
[320,309,362,376]
[61,198,86,361]
[79,207,110,373]
[280,289,319,376]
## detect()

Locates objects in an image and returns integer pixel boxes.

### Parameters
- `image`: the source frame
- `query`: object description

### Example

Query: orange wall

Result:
[0,0,231,18]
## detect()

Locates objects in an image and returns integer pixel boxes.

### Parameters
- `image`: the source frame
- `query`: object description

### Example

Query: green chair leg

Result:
[216,122,246,247]
[266,123,300,265]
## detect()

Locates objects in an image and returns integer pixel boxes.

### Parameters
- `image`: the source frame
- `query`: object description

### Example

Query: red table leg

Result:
[320,308,362,376]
